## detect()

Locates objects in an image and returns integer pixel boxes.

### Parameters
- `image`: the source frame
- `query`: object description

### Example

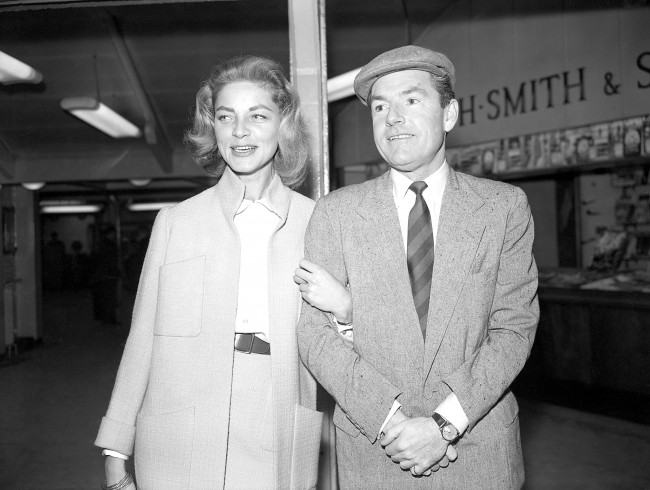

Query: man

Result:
[296,45,539,488]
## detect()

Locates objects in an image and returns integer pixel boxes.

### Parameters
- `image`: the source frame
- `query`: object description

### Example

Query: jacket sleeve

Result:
[297,198,402,443]
[444,186,539,430]
[94,207,170,455]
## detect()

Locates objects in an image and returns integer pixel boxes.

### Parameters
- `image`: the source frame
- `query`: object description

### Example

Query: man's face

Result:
[369,70,457,181]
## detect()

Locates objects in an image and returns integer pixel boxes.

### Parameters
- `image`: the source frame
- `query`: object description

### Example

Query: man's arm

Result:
[444,186,539,427]
[297,198,402,442]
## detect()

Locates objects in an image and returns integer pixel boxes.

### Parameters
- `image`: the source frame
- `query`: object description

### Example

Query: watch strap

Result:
[432,412,459,442]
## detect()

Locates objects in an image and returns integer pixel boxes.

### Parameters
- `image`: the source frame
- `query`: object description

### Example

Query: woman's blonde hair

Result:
[184,55,310,188]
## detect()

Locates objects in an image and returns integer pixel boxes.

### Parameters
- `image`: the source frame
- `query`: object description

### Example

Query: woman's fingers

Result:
[298,259,320,273]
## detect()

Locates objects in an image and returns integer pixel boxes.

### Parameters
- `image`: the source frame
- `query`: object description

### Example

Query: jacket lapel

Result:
[424,168,486,376]
[355,172,426,371]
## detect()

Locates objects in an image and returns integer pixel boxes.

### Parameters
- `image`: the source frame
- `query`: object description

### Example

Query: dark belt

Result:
[234,333,271,355]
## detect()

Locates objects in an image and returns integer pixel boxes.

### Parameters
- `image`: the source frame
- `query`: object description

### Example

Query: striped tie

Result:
[407,181,434,338]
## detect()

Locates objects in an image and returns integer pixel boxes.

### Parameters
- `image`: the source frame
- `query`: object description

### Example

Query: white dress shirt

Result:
[379,162,469,438]
[233,198,281,342]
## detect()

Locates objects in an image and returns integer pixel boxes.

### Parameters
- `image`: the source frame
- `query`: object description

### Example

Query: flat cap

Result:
[353,45,455,106]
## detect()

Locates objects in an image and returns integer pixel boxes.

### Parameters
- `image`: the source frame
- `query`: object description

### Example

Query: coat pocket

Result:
[493,390,519,428]
[135,406,195,490]
[154,256,205,337]
[290,404,323,490]
[332,405,360,438]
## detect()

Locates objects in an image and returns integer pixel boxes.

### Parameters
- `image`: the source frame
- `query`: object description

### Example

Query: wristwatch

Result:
[432,412,459,442]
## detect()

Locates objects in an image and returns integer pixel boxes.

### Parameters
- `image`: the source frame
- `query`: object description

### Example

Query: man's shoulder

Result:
[319,174,385,207]
[455,171,526,205]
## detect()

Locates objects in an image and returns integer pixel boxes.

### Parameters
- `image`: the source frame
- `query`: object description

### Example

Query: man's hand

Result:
[381,416,457,476]
[294,259,352,323]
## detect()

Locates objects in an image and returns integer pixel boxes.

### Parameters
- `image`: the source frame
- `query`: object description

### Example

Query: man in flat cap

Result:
[296,45,539,488]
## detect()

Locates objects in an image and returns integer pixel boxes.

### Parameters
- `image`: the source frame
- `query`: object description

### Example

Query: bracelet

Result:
[101,472,134,490]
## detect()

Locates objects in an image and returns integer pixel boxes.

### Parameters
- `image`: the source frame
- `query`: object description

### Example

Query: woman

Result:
[95,55,346,490]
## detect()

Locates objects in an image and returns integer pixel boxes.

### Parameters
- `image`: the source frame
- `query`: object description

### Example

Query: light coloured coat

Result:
[298,167,539,489]
[95,168,322,490]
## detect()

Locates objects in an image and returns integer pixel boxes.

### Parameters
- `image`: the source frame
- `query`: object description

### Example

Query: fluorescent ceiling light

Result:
[0,51,43,85]
[21,182,46,191]
[327,68,362,103]
[41,204,102,214]
[130,178,152,187]
[40,199,83,206]
[128,202,178,212]
[61,97,142,138]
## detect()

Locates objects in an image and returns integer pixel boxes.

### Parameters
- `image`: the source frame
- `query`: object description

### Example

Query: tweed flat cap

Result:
[353,45,455,106]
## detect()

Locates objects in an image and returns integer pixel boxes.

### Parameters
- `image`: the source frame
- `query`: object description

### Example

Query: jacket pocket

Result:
[135,406,195,489]
[154,256,205,337]
[332,405,360,438]
[290,404,323,490]
[494,390,520,428]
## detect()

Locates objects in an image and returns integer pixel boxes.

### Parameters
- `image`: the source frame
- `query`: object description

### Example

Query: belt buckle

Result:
[245,333,255,354]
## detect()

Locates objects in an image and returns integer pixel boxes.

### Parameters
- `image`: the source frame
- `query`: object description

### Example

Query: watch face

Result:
[442,425,458,441]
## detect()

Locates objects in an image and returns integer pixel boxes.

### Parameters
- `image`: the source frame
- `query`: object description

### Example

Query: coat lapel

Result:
[424,168,486,377]
[355,172,426,372]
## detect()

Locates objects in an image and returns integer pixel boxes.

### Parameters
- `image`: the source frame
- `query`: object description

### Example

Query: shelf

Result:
[539,285,650,309]
[483,156,650,182]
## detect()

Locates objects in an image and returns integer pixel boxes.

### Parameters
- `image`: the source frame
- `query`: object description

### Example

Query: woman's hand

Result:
[104,456,136,489]
[294,259,352,324]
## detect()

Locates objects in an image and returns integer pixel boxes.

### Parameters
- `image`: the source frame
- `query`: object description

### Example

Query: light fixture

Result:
[61,97,142,139]
[0,51,43,85]
[41,204,102,214]
[128,202,178,212]
[40,199,83,206]
[130,178,152,187]
[327,68,362,103]
[21,182,46,191]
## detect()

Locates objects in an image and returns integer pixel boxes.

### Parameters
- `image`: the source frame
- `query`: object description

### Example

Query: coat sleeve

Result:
[296,197,402,443]
[94,207,170,455]
[444,186,539,430]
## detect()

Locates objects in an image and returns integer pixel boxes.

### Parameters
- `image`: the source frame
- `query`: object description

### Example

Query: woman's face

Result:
[214,81,281,179]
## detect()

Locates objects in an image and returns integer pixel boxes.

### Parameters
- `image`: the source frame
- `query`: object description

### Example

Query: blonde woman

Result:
[95,55,347,490]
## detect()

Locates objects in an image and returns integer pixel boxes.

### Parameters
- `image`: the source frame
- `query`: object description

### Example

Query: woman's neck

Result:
[238,164,274,201]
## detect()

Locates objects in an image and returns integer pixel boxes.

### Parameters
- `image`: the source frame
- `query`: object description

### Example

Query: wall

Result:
[14,187,41,340]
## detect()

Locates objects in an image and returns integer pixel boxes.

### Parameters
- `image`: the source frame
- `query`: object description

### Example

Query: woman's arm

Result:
[294,259,352,324]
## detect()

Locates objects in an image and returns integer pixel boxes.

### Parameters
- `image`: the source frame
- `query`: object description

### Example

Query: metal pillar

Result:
[289,0,329,200]
[288,3,336,489]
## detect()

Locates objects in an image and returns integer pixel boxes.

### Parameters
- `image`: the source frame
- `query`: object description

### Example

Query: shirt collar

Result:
[218,166,289,223]
[391,161,449,208]
[235,196,279,219]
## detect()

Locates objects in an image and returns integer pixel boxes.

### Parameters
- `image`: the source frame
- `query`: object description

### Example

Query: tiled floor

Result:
[1,289,649,489]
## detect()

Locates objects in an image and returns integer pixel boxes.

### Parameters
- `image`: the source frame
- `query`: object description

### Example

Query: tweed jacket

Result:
[95,167,322,490]
[297,167,539,489]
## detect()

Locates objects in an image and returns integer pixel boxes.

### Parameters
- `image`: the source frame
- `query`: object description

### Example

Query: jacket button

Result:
[424,389,434,400]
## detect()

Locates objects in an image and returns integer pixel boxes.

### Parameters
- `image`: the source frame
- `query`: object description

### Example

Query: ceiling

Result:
[0,0,452,202]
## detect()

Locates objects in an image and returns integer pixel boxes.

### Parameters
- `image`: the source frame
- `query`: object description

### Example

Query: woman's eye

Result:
[217,114,232,122]
[252,114,267,121]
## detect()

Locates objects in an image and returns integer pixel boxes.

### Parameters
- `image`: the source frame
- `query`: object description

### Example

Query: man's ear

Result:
[443,99,459,132]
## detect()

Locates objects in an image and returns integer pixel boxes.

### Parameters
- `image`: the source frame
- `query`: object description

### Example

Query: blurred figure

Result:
[42,231,66,290]
[123,226,150,292]
[67,240,90,290]
[89,226,120,325]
